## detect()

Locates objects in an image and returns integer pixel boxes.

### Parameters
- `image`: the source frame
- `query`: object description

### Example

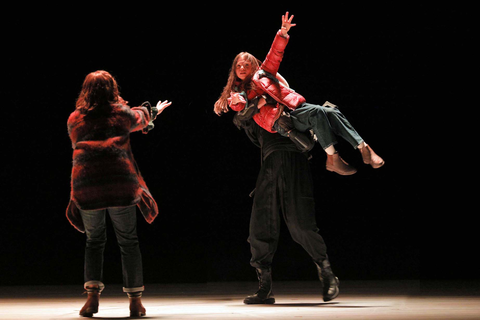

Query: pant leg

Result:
[80,208,107,285]
[108,206,144,292]
[279,152,328,263]
[248,153,283,269]
[291,103,364,149]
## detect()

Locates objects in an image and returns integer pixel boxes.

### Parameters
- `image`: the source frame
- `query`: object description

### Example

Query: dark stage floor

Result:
[0,280,479,319]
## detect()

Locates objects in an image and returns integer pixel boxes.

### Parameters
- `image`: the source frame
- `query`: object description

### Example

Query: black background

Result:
[1,3,455,287]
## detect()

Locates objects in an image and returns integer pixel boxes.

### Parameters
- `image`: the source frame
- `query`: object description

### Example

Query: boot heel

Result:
[264,297,275,304]
[315,259,340,302]
[129,296,146,318]
[80,308,98,317]
[130,311,146,318]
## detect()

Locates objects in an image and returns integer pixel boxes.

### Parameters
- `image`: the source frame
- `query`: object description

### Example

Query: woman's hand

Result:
[281,11,296,37]
[155,100,172,117]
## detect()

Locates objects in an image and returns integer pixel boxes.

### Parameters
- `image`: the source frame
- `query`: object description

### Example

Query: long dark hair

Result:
[76,70,125,113]
[214,52,261,115]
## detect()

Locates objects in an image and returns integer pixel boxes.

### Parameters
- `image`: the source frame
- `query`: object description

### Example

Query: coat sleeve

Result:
[261,30,289,76]
[129,106,151,132]
[67,111,81,149]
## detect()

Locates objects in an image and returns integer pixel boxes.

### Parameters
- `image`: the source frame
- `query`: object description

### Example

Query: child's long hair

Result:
[76,70,126,113]
[214,52,261,115]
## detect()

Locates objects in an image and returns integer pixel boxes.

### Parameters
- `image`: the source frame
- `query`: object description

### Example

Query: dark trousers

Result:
[291,103,364,150]
[80,206,144,293]
[248,151,328,269]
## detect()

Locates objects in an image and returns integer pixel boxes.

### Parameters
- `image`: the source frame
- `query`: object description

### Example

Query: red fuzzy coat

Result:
[229,30,306,133]
[66,104,158,233]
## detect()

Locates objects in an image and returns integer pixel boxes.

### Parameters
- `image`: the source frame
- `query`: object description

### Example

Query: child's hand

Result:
[228,92,246,106]
[230,93,240,105]
[281,12,296,37]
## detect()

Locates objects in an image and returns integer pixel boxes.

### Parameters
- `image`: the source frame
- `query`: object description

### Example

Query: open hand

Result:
[155,100,172,117]
[281,11,296,36]
[228,92,246,106]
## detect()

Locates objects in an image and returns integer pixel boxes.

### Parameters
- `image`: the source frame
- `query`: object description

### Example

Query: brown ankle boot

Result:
[129,296,146,318]
[79,286,100,317]
[326,153,357,175]
[359,145,384,169]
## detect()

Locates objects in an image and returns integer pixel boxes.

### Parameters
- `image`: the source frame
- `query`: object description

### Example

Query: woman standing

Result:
[66,70,171,317]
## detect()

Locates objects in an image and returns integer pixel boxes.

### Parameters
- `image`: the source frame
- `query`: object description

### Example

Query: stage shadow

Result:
[236,302,339,307]
[239,302,387,308]
[91,317,159,320]
[90,318,129,320]
[268,302,339,307]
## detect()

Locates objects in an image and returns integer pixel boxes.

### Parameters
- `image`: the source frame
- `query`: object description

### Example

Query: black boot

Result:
[243,267,275,304]
[315,258,340,302]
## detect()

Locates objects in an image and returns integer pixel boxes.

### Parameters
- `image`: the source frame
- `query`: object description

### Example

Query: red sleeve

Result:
[130,106,151,132]
[230,102,246,111]
[261,30,290,76]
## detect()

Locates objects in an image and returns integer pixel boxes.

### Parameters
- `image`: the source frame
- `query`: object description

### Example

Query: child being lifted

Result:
[214,12,384,175]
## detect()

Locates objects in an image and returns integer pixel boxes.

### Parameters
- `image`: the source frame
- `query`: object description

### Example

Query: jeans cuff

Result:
[323,141,337,151]
[354,140,365,149]
[123,286,144,293]
[84,281,105,293]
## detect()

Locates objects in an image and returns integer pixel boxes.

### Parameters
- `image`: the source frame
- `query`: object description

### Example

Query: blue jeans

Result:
[80,206,144,294]
[290,103,364,150]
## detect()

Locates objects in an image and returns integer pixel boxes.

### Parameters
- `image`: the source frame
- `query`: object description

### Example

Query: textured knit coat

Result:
[66,103,158,233]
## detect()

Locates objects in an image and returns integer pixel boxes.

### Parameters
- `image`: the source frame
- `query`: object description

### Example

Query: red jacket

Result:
[230,30,306,133]
[66,104,158,233]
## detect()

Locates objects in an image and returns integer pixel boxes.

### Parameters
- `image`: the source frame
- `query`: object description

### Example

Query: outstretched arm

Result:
[139,100,172,134]
[261,12,296,76]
